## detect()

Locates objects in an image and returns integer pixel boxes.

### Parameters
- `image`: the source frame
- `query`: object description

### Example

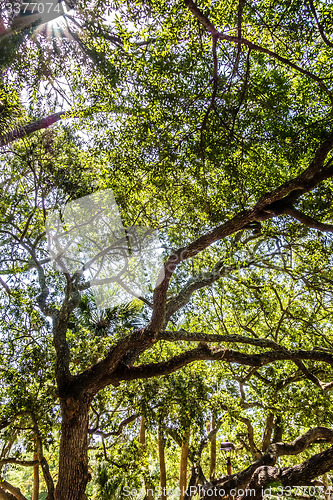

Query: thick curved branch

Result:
[0,486,17,500]
[0,459,39,467]
[149,130,333,332]
[159,330,283,348]
[159,331,333,390]
[245,447,333,499]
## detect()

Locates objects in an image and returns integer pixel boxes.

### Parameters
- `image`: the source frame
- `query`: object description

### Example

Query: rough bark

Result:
[54,396,91,500]
[246,445,333,500]
[139,415,146,445]
[272,416,283,443]
[0,489,17,500]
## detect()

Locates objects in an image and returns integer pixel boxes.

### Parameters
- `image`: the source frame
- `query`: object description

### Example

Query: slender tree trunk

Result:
[140,415,146,445]
[210,413,216,481]
[158,430,167,500]
[179,428,190,500]
[32,451,39,500]
[139,416,154,500]
[54,396,91,500]
[261,413,274,452]
[323,473,331,500]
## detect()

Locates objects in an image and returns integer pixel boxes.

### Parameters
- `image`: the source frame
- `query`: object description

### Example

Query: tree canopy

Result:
[2,0,333,499]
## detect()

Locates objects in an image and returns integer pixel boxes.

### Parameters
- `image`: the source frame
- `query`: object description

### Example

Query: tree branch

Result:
[0,481,28,500]
[88,414,138,438]
[0,459,39,467]
[158,330,285,349]
[66,126,333,397]
[0,486,17,500]
[149,129,333,332]
[284,206,333,232]
[183,0,333,104]
[201,427,333,498]
[114,344,333,382]
[307,0,333,49]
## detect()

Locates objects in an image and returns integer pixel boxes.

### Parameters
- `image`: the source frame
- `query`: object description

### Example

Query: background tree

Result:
[2,0,333,499]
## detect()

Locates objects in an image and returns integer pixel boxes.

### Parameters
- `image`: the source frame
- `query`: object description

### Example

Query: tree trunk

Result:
[158,430,167,500]
[179,428,190,500]
[261,413,274,452]
[32,452,39,500]
[139,416,154,500]
[140,415,146,445]
[55,396,91,500]
[210,413,216,481]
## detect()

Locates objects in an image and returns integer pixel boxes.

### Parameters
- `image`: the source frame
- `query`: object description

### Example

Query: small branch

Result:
[183,0,333,105]
[239,416,259,457]
[308,0,333,49]
[261,413,274,452]
[284,206,333,232]
[115,344,333,382]
[158,330,287,349]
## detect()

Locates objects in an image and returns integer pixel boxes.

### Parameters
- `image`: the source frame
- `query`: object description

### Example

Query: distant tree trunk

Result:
[261,413,274,452]
[210,413,216,481]
[140,415,146,445]
[32,451,39,500]
[158,430,167,500]
[139,416,154,500]
[54,396,91,500]
[272,415,283,443]
[179,428,190,500]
